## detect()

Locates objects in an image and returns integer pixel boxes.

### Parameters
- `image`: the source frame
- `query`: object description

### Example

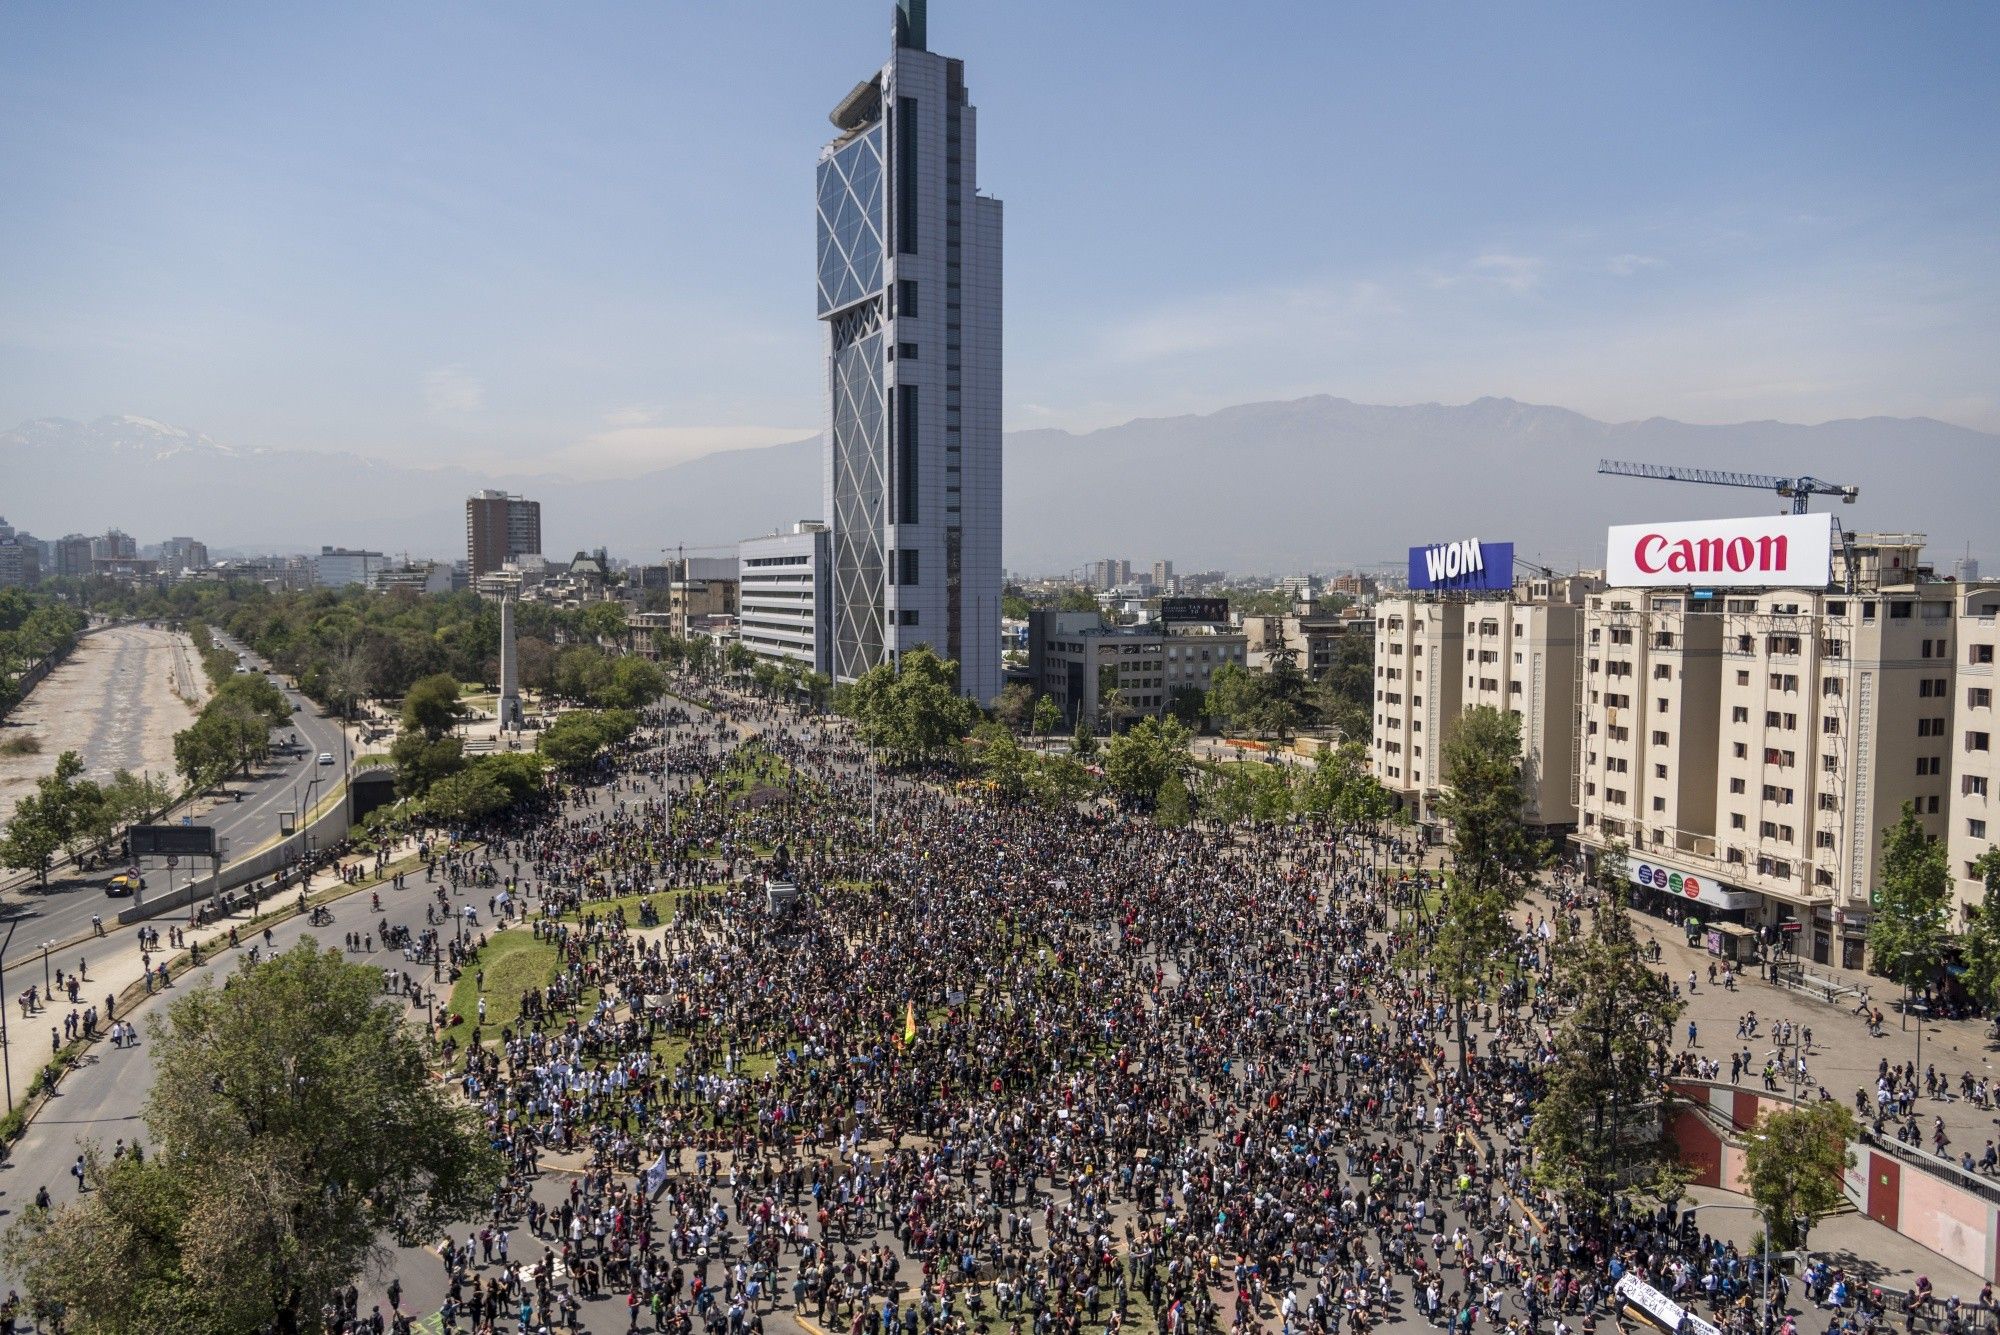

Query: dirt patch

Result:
[0,625,205,817]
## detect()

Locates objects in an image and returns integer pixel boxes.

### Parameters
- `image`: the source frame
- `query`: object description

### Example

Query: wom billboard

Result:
[1408,538,1514,591]
[1607,513,1833,589]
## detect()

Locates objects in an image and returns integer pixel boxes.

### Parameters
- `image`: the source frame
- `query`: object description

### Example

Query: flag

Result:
[644,1149,670,1196]
[903,1001,918,1046]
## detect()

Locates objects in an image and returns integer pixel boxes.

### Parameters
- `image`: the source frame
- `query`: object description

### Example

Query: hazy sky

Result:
[3,1,1995,477]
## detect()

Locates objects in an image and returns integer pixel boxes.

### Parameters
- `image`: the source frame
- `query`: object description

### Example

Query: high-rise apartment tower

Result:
[466,491,542,579]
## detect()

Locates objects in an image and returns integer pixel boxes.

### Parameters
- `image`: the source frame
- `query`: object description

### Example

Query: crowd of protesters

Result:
[304,682,1990,1335]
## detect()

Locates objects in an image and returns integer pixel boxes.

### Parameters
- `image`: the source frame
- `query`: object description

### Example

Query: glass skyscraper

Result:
[818,0,1002,703]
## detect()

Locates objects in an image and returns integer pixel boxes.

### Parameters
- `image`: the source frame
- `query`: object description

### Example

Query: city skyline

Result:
[3,1,1995,480]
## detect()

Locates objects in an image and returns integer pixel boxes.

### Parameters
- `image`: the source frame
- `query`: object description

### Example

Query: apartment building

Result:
[1370,575,1593,832]
[1950,585,2000,911]
[1572,533,1989,968]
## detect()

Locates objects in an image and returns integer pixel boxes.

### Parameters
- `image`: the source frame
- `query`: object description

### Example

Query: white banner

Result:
[1607,513,1833,589]
[1616,1273,1722,1335]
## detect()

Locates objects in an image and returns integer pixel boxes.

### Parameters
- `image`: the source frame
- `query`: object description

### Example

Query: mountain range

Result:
[4,399,1993,574]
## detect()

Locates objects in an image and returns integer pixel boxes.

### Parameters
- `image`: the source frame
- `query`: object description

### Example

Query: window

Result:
[1822,678,1842,697]
[1734,743,1749,759]
[897,385,920,523]
[1654,664,1671,680]
[898,278,919,317]
[1732,707,1750,724]
[899,549,920,585]
[1652,730,1669,746]
[1972,819,1989,840]
[1817,792,1837,811]
[896,97,919,253]
[1737,671,1752,686]
[1972,688,1993,709]
[1658,697,1670,713]
[898,609,919,626]
[1730,778,1746,794]
[1917,757,1942,776]
[1730,813,1746,830]
[1971,732,1993,752]
[898,342,919,360]
[1890,602,1913,620]
[1973,644,1995,666]
[1966,776,1989,797]
[1815,831,1836,849]
[1655,764,1668,779]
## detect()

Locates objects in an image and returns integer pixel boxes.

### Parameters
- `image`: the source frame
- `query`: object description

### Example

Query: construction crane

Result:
[1596,459,1859,514]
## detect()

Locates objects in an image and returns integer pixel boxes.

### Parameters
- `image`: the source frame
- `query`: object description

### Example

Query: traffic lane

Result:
[0,865,456,1287]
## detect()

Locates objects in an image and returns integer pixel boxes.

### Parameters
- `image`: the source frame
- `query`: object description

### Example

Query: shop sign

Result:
[1626,858,1759,911]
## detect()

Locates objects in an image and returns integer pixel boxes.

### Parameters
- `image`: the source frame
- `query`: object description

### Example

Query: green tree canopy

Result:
[1867,800,1951,988]
[1102,715,1192,801]
[844,647,977,765]
[1743,1101,1857,1253]
[400,672,466,740]
[2,942,500,1334]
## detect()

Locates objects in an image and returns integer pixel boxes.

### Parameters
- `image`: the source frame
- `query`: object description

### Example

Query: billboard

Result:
[1407,538,1514,591]
[1607,513,1833,589]
[1159,596,1229,625]
[129,824,217,858]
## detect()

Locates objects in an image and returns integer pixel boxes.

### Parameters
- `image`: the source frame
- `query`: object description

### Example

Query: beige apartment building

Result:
[1572,535,1998,969]
[1370,576,1593,832]
[1950,585,2000,911]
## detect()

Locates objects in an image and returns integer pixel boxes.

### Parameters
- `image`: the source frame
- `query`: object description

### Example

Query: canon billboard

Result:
[1606,513,1833,589]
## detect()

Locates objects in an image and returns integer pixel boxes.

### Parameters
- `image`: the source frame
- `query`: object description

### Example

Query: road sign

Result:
[166,855,179,868]
[181,815,192,826]
[131,824,216,857]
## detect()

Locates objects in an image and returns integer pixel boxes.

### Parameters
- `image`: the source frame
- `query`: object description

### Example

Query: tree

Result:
[1431,706,1546,1070]
[1154,772,1192,828]
[536,709,635,770]
[845,648,977,765]
[1069,718,1098,761]
[1167,686,1207,729]
[1742,1101,1857,1253]
[993,682,1035,733]
[1529,889,1685,1212]
[389,731,464,800]
[1028,754,1096,809]
[1867,801,1951,989]
[1204,663,1256,736]
[596,656,666,710]
[400,672,465,740]
[579,600,630,647]
[424,765,510,824]
[1103,716,1192,802]
[0,791,64,887]
[1032,694,1062,744]
[970,721,1032,800]
[1960,849,2000,1015]
[2,942,499,1334]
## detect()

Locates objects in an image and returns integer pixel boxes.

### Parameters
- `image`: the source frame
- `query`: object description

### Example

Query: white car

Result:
[317,752,334,766]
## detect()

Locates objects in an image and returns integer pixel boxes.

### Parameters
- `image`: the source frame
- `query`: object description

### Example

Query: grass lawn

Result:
[558,884,725,925]
[440,930,563,1048]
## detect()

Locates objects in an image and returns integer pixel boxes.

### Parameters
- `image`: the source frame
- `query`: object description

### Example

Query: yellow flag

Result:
[904,1000,918,1045]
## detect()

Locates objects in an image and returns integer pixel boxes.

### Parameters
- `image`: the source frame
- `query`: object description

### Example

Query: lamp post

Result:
[1899,950,1928,1081]
[41,941,53,995]
[1685,1202,1777,1334]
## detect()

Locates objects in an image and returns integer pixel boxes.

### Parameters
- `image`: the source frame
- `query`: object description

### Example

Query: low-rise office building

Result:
[311,546,386,589]
[738,523,830,675]
[1028,609,1246,733]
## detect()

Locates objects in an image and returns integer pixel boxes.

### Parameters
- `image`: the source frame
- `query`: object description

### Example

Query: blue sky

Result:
[2,1,1994,476]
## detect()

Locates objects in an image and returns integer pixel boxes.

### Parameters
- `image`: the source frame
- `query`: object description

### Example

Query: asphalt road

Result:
[0,632,353,974]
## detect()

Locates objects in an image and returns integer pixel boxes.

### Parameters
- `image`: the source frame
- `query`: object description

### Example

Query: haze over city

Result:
[4,0,1996,487]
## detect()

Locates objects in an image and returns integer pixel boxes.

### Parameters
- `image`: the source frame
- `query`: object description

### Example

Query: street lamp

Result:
[1899,950,1928,1081]
[1684,1202,1777,1334]
[40,941,53,994]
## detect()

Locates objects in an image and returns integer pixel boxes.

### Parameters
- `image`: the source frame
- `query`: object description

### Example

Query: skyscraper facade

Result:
[818,0,1002,702]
